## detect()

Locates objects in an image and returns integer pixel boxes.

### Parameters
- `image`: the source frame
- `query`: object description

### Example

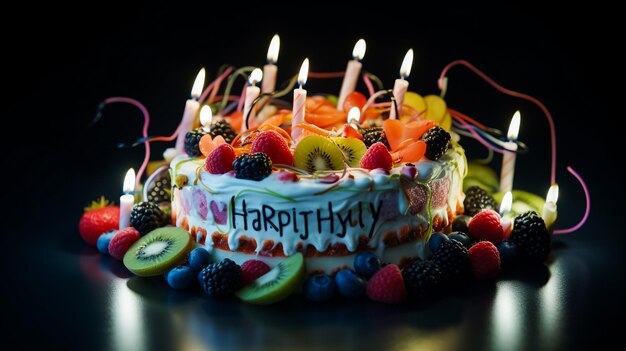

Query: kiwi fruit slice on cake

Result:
[331,137,367,168]
[236,253,305,305]
[294,135,345,173]
[123,227,193,277]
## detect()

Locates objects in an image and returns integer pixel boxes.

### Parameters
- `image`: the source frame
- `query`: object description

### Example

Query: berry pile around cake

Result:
[79,73,558,305]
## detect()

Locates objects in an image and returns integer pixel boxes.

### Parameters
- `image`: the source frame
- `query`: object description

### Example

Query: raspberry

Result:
[250,130,293,166]
[360,142,393,171]
[108,227,140,260]
[421,126,451,161]
[468,210,504,244]
[205,143,236,174]
[468,241,501,279]
[240,260,271,286]
[277,170,299,182]
[232,152,273,181]
[366,264,407,304]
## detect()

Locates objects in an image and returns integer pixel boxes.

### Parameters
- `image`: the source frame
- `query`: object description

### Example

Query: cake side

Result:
[171,144,466,272]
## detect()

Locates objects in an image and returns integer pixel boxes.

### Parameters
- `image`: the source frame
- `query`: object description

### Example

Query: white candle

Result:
[337,39,366,111]
[347,106,360,127]
[242,68,263,133]
[175,68,205,153]
[119,168,135,230]
[499,111,521,193]
[499,191,513,238]
[292,58,309,143]
[262,34,280,93]
[389,49,413,119]
[542,184,559,230]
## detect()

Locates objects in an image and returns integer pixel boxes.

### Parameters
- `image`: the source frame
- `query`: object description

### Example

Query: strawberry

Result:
[250,130,293,165]
[468,241,501,279]
[108,227,140,260]
[468,210,504,244]
[240,260,271,286]
[366,264,407,303]
[205,143,236,174]
[78,197,120,246]
[360,142,393,171]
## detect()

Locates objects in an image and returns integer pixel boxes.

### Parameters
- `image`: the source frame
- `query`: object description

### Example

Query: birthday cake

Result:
[78,37,588,304]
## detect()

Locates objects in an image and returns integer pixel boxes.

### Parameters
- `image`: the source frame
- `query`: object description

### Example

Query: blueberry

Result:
[496,241,521,267]
[334,269,366,299]
[96,231,116,254]
[449,231,471,248]
[188,247,212,272]
[167,265,196,290]
[452,215,471,233]
[428,232,450,254]
[354,252,381,278]
[303,274,336,301]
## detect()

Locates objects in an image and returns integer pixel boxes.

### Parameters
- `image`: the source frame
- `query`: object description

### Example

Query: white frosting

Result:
[170,144,466,267]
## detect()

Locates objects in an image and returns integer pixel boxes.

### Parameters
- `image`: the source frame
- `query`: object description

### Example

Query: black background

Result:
[2,2,623,350]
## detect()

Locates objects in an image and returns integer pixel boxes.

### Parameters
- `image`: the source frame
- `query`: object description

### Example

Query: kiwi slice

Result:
[493,190,546,217]
[123,227,193,277]
[236,253,305,305]
[331,137,367,168]
[294,135,345,173]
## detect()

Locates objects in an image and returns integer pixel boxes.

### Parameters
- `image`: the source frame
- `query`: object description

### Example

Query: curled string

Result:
[362,74,375,97]
[199,66,234,105]
[553,167,590,234]
[101,97,151,190]
[439,59,557,185]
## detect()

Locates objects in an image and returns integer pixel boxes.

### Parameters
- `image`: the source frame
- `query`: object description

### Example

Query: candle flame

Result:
[507,110,521,140]
[191,68,206,99]
[298,58,309,87]
[123,168,135,193]
[499,191,513,215]
[200,105,213,129]
[347,107,360,125]
[400,49,414,79]
[352,39,366,61]
[267,34,280,64]
[249,68,263,86]
[546,184,559,204]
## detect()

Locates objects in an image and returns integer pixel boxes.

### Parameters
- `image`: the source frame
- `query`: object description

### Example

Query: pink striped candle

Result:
[389,49,413,120]
[337,39,366,111]
[291,58,309,144]
[175,68,205,153]
[499,111,521,193]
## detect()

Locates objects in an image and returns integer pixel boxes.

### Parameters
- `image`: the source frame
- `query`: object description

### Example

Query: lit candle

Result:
[499,111,521,193]
[542,184,559,230]
[389,49,414,119]
[119,168,135,230]
[200,105,212,132]
[337,39,366,111]
[242,68,263,133]
[175,68,206,153]
[499,191,513,238]
[347,106,360,127]
[262,34,280,93]
[291,58,309,143]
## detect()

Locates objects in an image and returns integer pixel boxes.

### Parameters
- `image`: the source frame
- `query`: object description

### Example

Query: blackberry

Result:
[184,128,209,157]
[233,152,272,181]
[509,211,551,263]
[198,258,241,298]
[361,127,390,150]
[130,202,165,235]
[463,186,497,216]
[209,119,237,144]
[402,260,443,298]
[421,126,451,161]
[432,239,469,280]
[147,175,171,204]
